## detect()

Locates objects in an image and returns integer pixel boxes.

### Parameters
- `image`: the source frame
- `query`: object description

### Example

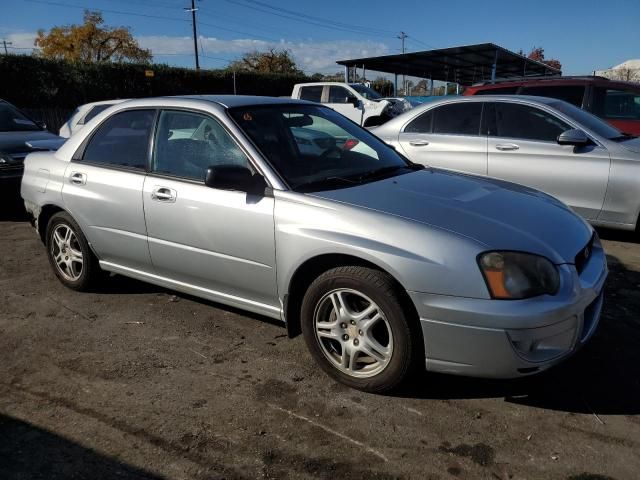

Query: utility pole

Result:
[2,40,13,55]
[184,0,200,70]
[397,31,408,95]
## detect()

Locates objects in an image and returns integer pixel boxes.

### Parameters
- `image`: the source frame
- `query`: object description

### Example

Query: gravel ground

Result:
[1,180,639,480]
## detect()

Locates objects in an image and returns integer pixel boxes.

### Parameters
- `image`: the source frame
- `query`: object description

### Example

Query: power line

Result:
[24,0,191,24]
[222,0,395,38]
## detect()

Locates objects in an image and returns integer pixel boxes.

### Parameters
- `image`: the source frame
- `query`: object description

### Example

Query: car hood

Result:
[618,137,640,154]
[311,169,592,264]
[0,130,63,156]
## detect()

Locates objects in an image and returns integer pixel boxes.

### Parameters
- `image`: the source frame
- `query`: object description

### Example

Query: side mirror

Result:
[205,165,268,195]
[557,129,590,146]
[346,95,360,107]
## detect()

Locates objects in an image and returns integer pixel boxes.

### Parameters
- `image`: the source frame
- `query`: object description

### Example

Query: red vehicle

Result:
[464,76,640,135]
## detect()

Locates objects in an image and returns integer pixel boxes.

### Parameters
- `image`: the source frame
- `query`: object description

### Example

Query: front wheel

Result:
[301,266,420,393]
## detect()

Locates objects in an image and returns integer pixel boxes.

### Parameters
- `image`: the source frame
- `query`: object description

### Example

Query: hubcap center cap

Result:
[346,325,358,338]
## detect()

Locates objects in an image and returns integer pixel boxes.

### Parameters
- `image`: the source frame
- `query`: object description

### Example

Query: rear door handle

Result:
[69,171,86,185]
[409,140,430,147]
[495,143,520,151]
[151,186,177,203]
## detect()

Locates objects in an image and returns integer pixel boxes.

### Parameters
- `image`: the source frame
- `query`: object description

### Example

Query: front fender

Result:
[274,191,490,300]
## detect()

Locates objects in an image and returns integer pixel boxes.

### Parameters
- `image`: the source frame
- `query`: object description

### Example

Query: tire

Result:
[45,211,103,291]
[301,266,420,393]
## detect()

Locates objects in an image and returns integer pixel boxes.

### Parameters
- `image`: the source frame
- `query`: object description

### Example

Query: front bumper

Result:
[409,242,608,379]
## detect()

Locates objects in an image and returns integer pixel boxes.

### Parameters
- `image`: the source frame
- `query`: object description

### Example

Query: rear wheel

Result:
[46,212,103,291]
[301,266,420,392]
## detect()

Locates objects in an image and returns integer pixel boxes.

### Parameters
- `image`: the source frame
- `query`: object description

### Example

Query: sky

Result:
[1,0,639,77]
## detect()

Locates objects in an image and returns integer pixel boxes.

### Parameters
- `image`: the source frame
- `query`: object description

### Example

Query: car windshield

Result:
[0,102,41,132]
[350,84,382,100]
[549,100,629,140]
[229,104,416,192]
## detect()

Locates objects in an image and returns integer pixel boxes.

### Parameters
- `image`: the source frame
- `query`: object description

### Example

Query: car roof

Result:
[79,99,129,108]
[171,94,315,108]
[413,95,562,106]
[468,76,640,91]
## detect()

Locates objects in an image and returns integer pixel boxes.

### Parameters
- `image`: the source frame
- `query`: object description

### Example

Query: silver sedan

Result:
[21,96,607,392]
[373,95,640,232]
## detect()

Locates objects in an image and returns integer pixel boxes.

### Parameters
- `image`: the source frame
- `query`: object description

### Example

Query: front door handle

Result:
[409,140,430,147]
[69,171,87,185]
[151,186,177,203]
[495,143,520,151]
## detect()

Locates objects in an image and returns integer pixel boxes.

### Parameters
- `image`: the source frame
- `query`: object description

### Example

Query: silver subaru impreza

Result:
[21,96,607,392]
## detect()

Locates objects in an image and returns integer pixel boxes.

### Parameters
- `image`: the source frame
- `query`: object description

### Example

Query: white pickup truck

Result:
[291,82,411,127]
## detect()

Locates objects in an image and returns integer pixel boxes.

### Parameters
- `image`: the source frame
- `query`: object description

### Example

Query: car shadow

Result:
[101,273,285,328]
[595,226,638,244]
[0,179,29,222]
[395,252,640,416]
[0,413,163,479]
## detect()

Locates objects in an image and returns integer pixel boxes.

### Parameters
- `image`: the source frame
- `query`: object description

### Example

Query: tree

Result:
[228,49,303,75]
[35,10,152,63]
[371,76,393,96]
[310,71,344,82]
[527,47,562,72]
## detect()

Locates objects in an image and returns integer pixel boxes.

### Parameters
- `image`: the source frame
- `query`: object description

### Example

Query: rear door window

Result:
[431,103,483,135]
[299,86,323,102]
[519,85,586,107]
[593,88,640,120]
[81,109,155,169]
[493,102,569,142]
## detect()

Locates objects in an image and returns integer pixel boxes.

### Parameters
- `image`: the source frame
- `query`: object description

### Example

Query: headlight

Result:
[478,251,559,299]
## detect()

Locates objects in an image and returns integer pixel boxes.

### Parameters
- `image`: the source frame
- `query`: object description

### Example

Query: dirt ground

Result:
[1,179,639,480]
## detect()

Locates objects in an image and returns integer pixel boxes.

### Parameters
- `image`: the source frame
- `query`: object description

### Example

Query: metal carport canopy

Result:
[336,43,561,86]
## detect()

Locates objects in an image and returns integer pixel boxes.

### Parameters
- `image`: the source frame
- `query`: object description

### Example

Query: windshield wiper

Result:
[294,176,358,192]
[610,132,637,141]
[354,164,423,182]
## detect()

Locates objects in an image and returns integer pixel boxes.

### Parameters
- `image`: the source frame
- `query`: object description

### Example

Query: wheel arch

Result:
[283,253,420,340]
[37,204,66,243]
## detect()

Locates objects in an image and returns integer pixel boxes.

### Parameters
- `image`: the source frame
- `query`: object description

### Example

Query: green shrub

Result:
[0,54,309,108]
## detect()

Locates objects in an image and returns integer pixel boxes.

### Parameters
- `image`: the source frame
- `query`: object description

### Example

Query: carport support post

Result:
[394,73,398,96]
[344,65,349,83]
[491,49,498,84]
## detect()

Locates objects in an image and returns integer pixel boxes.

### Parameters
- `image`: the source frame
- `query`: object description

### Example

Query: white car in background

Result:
[291,82,411,127]
[59,99,128,138]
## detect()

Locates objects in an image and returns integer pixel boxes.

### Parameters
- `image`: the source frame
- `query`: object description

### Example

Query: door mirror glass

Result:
[347,95,360,107]
[205,165,267,195]
[557,128,590,146]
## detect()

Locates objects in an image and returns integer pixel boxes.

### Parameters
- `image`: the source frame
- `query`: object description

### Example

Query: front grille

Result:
[574,234,595,275]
